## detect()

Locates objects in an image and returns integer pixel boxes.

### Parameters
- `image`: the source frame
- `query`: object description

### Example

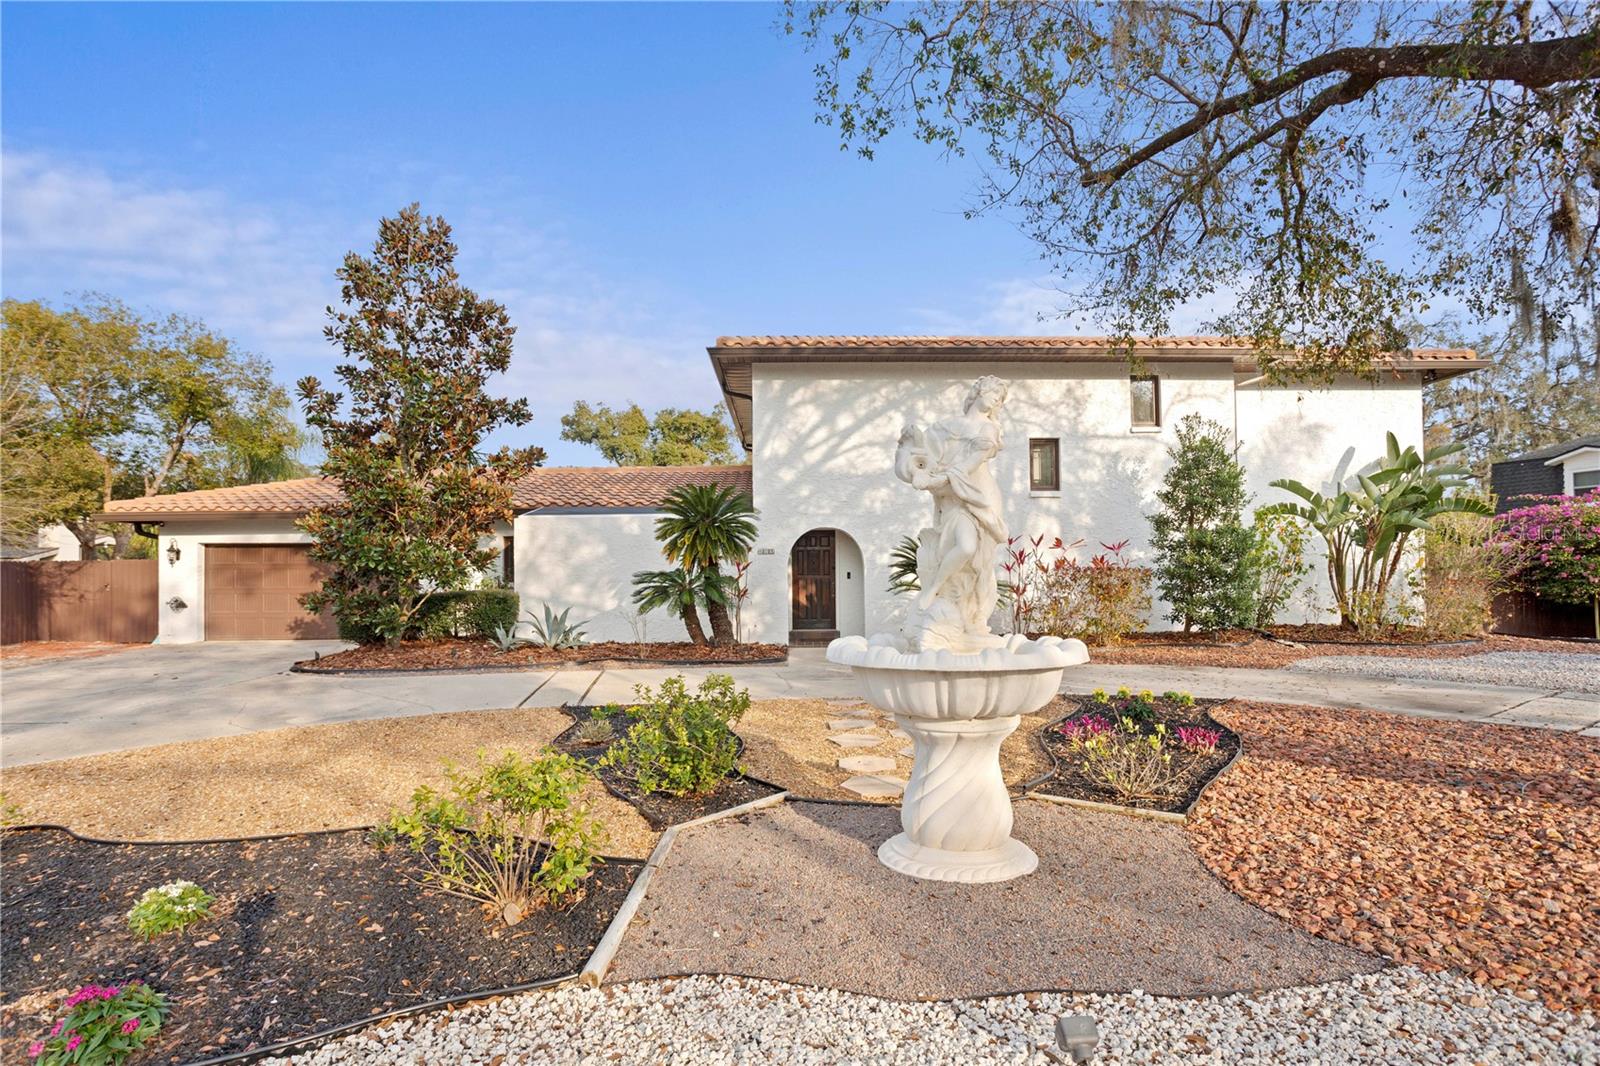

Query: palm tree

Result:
[631,566,729,646]
[653,485,757,645]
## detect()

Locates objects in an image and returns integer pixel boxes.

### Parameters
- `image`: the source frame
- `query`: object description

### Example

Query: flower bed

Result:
[0,828,639,1064]
[1028,691,1240,815]
[293,638,788,673]
[555,705,782,830]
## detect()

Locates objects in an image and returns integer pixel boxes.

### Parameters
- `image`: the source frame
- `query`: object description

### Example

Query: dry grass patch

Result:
[0,707,657,858]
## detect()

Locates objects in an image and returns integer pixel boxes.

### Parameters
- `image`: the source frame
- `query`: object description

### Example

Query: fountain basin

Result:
[828,633,1088,883]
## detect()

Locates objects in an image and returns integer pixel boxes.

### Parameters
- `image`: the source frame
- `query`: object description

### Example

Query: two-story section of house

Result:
[703,336,1486,645]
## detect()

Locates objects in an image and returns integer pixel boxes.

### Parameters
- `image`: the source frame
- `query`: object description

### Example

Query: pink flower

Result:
[51,1021,63,1036]
[121,1018,141,1034]
[66,1034,82,1051]
[28,1042,43,1058]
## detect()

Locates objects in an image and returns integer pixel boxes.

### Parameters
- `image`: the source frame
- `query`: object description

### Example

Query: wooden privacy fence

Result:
[1491,590,1596,641]
[0,560,159,644]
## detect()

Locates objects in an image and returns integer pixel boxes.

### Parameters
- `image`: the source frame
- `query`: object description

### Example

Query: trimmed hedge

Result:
[336,588,520,644]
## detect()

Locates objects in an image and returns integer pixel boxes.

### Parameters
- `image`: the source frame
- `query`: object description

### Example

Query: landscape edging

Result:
[289,654,789,676]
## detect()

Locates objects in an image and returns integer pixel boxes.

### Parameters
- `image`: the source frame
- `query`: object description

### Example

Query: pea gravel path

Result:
[607,800,1379,998]
[1288,650,1600,695]
[264,968,1600,1065]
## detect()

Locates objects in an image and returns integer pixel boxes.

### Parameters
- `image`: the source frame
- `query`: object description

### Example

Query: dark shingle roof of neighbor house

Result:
[1504,434,1600,463]
[95,466,754,522]
[706,335,1490,449]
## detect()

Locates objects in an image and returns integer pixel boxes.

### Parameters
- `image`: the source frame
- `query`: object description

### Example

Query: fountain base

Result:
[877,832,1039,884]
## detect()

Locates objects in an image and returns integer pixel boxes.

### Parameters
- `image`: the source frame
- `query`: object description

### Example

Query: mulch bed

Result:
[1029,694,1239,815]
[294,639,788,674]
[1188,701,1600,1012]
[1260,623,1477,646]
[555,706,783,831]
[0,828,638,1064]
[1088,632,1598,669]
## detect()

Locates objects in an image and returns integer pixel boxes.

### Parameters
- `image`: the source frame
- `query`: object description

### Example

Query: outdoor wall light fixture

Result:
[165,541,182,566]
[166,597,187,612]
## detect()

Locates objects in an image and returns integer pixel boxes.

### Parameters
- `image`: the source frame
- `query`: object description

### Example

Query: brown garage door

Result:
[205,545,338,640]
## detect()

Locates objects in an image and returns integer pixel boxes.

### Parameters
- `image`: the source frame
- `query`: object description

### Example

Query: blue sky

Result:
[3,1,1134,465]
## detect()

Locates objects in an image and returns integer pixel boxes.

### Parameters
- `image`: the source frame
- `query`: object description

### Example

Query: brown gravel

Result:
[0,707,658,858]
[1189,701,1600,1012]
[298,639,788,673]
[610,799,1379,998]
[734,697,1058,801]
[1090,633,1597,669]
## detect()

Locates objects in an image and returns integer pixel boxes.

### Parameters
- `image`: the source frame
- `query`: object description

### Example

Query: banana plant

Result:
[1260,434,1490,630]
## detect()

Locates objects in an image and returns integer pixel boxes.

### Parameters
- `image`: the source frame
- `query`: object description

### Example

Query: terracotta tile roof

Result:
[713,335,1257,350]
[706,335,1487,449]
[97,466,754,521]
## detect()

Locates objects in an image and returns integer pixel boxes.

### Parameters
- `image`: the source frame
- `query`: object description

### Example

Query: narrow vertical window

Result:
[1130,374,1160,427]
[1029,438,1060,491]
[501,537,515,585]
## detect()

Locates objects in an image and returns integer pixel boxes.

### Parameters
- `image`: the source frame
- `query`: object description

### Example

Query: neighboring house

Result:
[98,335,1486,644]
[0,524,113,561]
[1491,435,1600,512]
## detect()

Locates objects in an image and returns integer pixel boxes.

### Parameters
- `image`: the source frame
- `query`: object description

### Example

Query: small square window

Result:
[1574,469,1600,494]
[1130,374,1160,427]
[1029,438,1060,492]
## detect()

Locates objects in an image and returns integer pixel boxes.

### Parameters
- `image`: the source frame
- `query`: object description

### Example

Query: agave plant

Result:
[489,624,524,653]
[526,604,589,649]
[1260,434,1490,631]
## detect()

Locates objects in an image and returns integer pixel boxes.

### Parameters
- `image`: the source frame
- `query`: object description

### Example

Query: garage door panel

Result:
[205,545,337,640]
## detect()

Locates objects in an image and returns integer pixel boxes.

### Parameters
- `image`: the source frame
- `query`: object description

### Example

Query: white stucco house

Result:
[100,336,1486,644]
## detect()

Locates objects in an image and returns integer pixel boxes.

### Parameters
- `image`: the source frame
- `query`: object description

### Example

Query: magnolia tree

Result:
[1490,493,1600,638]
[298,205,545,644]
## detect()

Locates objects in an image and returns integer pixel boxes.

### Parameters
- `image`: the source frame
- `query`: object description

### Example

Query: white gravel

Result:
[1288,651,1600,694]
[267,967,1599,1065]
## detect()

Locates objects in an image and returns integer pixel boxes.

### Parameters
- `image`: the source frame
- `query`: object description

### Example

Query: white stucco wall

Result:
[154,519,313,643]
[514,510,691,643]
[1554,448,1600,495]
[738,361,1425,640]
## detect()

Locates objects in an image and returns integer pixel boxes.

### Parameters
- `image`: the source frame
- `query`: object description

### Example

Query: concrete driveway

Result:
[2,642,1594,767]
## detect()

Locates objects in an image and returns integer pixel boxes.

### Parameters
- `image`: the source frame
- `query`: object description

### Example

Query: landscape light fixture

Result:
[165,541,181,566]
[1056,1015,1100,1063]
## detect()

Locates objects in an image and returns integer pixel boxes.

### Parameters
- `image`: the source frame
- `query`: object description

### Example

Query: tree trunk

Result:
[70,520,101,560]
[705,598,736,646]
[679,605,709,645]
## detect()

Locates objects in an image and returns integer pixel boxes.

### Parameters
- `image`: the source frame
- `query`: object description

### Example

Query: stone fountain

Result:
[828,375,1088,883]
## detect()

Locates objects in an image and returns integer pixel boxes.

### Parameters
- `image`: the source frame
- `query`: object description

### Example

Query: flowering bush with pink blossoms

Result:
[28,982,167,1065]
[1490,493,1600,636]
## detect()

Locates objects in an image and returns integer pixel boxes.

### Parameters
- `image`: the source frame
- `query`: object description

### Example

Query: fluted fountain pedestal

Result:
[828,633,1088,884]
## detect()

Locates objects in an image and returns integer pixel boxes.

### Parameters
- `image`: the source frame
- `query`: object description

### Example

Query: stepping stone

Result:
[838,755,897,773]
[829,733,881,748]
[898,745,915,757]
[828,718,876,730]
[840,774,906,799]
[889,728,910,740]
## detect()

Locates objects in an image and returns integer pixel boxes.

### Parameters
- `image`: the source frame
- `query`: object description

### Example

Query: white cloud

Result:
[0,150,727,462]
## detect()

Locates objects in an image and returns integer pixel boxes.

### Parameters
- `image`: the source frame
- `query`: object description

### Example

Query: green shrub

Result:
[1026,542,1152,645]
[599,674,749,796]
[125,881,214,940]
[1066,717,1183,804]
[1147,415,1258,632]
[1420,508,1503,639]
[385,750,604,925]
[1247,513,1314,627]
[339,589,519,643]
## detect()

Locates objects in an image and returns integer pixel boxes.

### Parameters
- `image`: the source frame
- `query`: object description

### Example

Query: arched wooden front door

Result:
[790,529,837,642]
